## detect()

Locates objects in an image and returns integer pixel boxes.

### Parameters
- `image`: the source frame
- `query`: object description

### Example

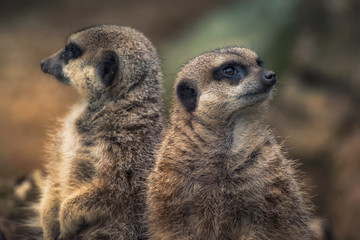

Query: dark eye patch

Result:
[256,57,264,67]
[213,62,246,85]
[62,43,82,62]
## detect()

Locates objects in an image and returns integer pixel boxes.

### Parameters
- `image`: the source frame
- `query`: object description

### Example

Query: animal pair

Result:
[34,25,319,240]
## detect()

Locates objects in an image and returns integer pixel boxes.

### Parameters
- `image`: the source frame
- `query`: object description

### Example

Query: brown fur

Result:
[146,47,314,240]
[32,25,163,240]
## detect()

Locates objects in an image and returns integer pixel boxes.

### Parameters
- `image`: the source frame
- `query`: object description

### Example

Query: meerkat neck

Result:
[230,114,269,154]
[172,110,268,155]
[73,88,161,138]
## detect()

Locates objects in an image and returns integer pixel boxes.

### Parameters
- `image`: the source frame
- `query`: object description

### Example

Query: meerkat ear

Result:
[176,80,198,111]
[98,51,119,86]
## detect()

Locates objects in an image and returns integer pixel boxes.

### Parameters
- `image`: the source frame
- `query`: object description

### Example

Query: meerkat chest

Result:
[60,119,81,163]
[60,102,87,159]
[58,101,90,190]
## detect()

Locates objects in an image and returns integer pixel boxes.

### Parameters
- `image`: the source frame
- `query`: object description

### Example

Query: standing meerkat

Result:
[34,25,163,240]
[146,47,314,240]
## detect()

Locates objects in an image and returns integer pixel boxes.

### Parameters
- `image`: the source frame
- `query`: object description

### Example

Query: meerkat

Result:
[33,25,163,240]
[146,47,315,240]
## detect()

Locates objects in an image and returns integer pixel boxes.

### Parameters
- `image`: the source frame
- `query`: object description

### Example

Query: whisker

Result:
[276,83,298,87]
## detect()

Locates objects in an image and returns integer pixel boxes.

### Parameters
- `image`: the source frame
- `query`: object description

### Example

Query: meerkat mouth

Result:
[237,87,272,99]
[54,72,71,85]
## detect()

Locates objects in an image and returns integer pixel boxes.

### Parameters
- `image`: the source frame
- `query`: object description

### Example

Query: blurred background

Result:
[0,0,359,239]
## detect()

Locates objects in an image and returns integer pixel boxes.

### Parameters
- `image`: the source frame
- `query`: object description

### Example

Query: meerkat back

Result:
[32,25,163,240]
[147,47,315,240]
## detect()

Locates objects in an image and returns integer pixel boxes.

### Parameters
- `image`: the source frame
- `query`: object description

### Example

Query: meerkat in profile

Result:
[34,25,163,240]
[146,47,314,239]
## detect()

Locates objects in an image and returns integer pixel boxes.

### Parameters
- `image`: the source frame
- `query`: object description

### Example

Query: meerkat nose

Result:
[262,71,276,87]
[40,59,48,73]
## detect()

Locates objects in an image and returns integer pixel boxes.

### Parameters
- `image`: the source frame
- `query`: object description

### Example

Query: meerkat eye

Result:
[256,57,264,67]
[213,62,246,85]
[63,43,81,60]
[222,66,237,77]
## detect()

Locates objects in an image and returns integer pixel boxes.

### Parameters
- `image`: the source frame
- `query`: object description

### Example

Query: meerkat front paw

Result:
[58,199,82,239]
[42,221,60,240]
[58,190,99,239]
[41,205,61,240]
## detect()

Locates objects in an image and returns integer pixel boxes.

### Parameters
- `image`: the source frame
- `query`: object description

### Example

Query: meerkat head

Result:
[40,25,160,100]
[174,47,276,122]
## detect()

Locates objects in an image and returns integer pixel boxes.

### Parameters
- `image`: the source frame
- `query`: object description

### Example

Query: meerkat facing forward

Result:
[147,47,314,239]
[35,25,163,240]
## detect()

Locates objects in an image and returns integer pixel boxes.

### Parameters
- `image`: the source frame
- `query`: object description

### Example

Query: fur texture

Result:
[146,47,314,240]
[32,25,163,240]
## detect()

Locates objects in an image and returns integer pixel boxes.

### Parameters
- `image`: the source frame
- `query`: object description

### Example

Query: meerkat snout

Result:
[262,70,276,87]
[40,43,84,85]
